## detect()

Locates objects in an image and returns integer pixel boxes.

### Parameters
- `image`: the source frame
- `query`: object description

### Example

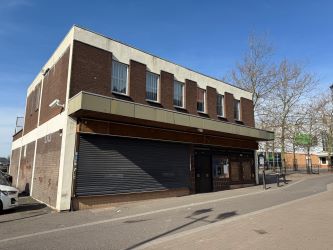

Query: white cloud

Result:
[0,107,24,157]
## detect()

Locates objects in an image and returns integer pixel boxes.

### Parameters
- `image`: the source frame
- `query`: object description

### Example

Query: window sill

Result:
[197,111,207,114]
[146,99,160,104]
[174,105,186,110]
[112,91,129,97]
[218,116,227,121]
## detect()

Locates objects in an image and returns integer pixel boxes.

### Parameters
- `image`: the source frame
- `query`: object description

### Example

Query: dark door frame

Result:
[194,150,213,193]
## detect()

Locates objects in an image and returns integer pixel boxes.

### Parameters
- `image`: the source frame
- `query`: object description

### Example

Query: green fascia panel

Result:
[81,94,111,113]
[135,105,156,121]
[67,93,82,114]
[110,99,135,117]
[68,92,274,141]
[155,109,174,124]
[189,116,204,129]
[174,113,190,127]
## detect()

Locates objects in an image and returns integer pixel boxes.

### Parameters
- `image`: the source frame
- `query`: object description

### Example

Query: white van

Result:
[0,173,18,212]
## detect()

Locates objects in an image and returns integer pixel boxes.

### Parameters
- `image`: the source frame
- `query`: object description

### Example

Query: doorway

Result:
[195,150,213,193]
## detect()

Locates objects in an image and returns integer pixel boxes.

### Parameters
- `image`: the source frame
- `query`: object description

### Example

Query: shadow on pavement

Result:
[0,196,52,223]
[125,208,238,249]
[215,211,237,220]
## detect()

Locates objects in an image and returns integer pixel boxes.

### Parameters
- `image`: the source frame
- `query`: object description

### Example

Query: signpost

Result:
[258,154,266,190]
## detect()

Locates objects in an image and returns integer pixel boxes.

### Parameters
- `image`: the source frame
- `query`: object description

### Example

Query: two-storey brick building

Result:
[10,26,274,210]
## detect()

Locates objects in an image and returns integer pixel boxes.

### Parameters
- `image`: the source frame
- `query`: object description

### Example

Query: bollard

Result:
[276,173,280,187]
[262,169,266,190]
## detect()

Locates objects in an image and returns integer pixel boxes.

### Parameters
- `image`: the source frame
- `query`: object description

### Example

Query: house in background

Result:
[10,26,274,211]
[0,157,10,172]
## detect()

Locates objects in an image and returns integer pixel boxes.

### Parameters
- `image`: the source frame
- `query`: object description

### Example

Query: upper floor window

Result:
[146,71,159,102]
[234,99,240,120]
[197,88,205,112]
[217,94,224,117]
[112,60,128,95]
[173,80,184,107]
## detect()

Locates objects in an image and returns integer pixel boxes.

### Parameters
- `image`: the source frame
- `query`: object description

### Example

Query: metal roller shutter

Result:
[76,134,190,196]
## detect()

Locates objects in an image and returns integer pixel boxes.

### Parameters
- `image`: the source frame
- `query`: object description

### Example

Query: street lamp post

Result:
[328,84,333,170]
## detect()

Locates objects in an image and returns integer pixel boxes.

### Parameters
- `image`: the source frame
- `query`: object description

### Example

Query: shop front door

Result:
[195,151,213,193]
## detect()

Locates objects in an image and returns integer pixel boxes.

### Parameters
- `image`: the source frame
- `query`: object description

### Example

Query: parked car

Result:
[0,172,18,212]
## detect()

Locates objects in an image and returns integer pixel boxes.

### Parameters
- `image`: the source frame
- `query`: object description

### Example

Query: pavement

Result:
[142,181,333,250]
[0,173,332,250]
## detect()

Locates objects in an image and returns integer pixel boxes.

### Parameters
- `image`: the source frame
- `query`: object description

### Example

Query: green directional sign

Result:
[295,133,312,146]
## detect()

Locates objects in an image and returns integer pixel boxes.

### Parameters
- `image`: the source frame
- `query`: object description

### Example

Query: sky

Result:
[1,0,333,156]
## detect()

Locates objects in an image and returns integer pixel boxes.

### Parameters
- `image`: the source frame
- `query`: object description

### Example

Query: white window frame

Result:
[111,60,129,96]
[23,145,27,158]
[173,80,185,108]
[217,94,225,117]
[146,71,160,103]
[197,88,206,113]
[234,99,241,121]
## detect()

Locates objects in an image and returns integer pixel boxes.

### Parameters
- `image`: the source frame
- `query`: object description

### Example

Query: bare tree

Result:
[228,34,276,115]
[313,93,333,167]
[267,60,317,171]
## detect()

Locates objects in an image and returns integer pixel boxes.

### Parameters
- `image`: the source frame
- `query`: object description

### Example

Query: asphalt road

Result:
[0,174,332,250]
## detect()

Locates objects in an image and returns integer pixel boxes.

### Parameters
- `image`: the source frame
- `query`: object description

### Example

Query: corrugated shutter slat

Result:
[76,134,190,196]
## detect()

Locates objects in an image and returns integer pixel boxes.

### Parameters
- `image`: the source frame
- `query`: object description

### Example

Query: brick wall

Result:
[70,41,112,98]
[207,86,217,119]
[241,97,255,127]
[160,71,174,110]
[225,92,234,123]
[13,130,23,142]
[185,79,197,115]
[23,83,41,135]
[39,48,70,126]
[32,131,62,208]
[69,41,256,128]
[9,148,21,187]
[284,153,320,168]
[73,188,189,210]
[17,141,35,193]
[129,60,146,104]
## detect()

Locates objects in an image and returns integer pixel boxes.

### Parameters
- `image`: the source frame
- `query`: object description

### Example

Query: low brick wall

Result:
[72,188,190,210]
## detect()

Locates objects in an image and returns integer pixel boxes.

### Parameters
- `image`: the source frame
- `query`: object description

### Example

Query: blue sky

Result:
[1,0,333,156]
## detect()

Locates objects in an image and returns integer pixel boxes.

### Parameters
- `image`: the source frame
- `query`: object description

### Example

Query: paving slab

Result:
[141,183,333,250]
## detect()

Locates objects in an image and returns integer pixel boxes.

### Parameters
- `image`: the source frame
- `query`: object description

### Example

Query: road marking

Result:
[0,176,324,244]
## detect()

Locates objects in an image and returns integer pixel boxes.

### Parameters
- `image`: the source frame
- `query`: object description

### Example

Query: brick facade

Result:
[185,79,197,115]
[17,141,35,193]
[69,41,256,128]
[160,71,174,110]
[39,48,70,125]
[70,40,112,98]
[224,92,235,123]
[12,31,264,210]
[23,83,40,135]
[9,148,21,186]
[13,130,23,142]
[284,153,320,168]
[129,60,147,104]
[240,97,255,127]
[32,131,62,208]
[207,86,217,119]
